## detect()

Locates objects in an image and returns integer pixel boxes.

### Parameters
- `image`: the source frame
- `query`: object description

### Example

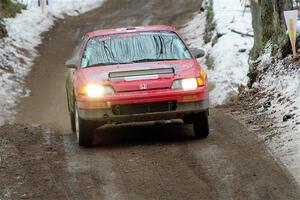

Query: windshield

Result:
[81,31,192,68]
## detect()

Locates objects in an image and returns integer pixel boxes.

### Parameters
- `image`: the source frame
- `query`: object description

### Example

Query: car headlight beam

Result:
[82,84,114,98]
[86,85,105,98]
[172,78,199,91]
[181,78,198,90]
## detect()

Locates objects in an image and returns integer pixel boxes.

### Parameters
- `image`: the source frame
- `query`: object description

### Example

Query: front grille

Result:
[112,101,177,115]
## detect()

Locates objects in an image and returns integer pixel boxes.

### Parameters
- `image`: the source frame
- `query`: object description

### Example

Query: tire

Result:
[182,115,193,124]
[75,107,95,147]
[193,111,209,139]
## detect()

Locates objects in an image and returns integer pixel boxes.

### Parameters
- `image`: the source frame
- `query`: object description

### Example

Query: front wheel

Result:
[193,111,209,139]
[75,107,95,147]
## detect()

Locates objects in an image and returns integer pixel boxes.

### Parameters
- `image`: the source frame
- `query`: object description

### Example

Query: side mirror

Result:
[191,48,205,58]
[65,59,76,69]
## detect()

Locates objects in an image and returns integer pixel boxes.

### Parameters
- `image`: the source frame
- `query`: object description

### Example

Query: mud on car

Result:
[66,25,209,147]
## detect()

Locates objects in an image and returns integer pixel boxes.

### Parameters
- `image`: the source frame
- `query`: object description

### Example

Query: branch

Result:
[230,29,254,37]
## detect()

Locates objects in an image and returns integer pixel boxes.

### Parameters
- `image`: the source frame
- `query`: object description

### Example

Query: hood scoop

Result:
[109,68,174,81]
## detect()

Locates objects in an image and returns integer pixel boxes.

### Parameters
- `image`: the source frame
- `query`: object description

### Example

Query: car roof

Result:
[87,25,176,38]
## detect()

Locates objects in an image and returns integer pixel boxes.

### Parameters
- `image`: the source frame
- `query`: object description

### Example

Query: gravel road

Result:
[1,0,299,199]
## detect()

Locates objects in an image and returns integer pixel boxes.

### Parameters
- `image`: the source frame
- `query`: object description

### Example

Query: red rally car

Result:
[66,25,209,147]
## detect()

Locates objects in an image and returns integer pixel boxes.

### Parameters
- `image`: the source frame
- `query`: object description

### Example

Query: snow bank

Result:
[182,0,253,105]
[0,0,106,125]
[210,0,253,105]
[255,53,300,184]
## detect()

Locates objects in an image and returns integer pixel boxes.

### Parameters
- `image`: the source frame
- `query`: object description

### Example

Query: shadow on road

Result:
[93,121,200,147]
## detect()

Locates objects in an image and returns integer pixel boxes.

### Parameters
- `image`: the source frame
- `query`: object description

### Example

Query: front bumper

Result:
[78,100,209,124]
[77,86,208,110]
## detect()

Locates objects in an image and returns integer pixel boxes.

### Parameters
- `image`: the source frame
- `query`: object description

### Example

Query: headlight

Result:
[81,84,114,98]
[172,78,198,90]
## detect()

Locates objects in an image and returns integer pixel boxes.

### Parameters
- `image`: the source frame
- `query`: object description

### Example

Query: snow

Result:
[182,0,253,105]
[255,54,300,184]
[0,0,106,125]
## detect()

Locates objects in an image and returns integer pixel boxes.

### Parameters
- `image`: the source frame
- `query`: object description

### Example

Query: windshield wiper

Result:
[131,58,179,63]
[84,62,131,68]
[84,59,179,68]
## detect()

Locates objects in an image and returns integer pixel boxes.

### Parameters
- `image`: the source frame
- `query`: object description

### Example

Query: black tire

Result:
[75,108,95,147]
[182,115,193,124]
[193,111,209,139]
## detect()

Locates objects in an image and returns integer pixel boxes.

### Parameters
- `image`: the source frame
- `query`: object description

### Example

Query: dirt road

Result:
[1,0,299,199]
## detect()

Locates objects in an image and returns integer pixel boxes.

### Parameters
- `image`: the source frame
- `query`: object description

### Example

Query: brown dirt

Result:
[2,109,300,199]
[0,124,67,199]
[0,0,299,199]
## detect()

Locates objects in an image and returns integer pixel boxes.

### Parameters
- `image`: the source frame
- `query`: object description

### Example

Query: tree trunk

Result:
[273,0,293,41]
[250,0,263,59]
[248,0,293,86]
[250,0,293,59]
